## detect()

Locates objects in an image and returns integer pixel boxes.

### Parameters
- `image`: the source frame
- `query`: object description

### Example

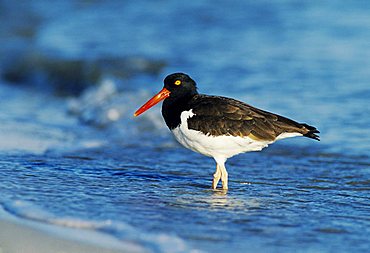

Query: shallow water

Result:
[0,0,370,252]
[1,146,369,252]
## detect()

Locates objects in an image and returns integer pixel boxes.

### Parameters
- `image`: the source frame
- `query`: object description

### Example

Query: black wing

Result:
[187,95,319,141]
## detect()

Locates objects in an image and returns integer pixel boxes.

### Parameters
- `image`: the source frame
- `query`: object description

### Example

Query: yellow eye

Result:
[174,80,182,85]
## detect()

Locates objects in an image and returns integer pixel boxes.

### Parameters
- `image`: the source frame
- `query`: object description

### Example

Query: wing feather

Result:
[187,95,314,141]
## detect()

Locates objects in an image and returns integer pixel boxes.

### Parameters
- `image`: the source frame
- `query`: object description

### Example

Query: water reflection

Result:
[173,187,261,213]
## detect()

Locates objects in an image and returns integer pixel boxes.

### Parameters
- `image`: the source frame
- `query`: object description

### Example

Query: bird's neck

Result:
[162,93,197,130]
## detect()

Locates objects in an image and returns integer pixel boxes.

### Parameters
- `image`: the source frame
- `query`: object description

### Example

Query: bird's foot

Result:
[212,166,221,189]
[212,176,221,189]
[221,170,228,190]
[212,163,229,190]
[212,176,228,190]
[221,182,228,190]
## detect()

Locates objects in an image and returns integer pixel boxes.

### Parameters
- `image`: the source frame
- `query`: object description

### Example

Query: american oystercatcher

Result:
[134,73,319,190]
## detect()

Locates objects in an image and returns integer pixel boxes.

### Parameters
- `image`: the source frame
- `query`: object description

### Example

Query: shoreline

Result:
[0,212,146,253]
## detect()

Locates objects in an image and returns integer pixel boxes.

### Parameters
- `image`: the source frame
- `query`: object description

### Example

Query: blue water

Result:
[0,0,369,252]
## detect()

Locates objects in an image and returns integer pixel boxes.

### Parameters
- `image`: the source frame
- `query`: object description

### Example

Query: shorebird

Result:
[134,73,319,190]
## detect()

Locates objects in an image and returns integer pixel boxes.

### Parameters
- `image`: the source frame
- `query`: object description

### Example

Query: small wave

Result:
[67,77,168,132]
[2,200,201,253]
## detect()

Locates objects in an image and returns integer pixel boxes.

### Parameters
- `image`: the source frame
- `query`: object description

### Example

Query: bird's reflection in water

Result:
[206,188,260,211]
[209,189,229,208]
[175,184,260,211]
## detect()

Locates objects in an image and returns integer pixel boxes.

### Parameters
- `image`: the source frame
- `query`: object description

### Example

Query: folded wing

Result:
[187,95,320,141]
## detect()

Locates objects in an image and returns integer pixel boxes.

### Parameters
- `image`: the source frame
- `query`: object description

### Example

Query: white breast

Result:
[171,110,272,160]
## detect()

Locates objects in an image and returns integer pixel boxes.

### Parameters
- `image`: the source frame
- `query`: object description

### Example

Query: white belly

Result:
[171,110,272,160]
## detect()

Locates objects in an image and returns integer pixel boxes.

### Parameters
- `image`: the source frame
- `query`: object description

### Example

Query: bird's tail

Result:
[300,123,320,141]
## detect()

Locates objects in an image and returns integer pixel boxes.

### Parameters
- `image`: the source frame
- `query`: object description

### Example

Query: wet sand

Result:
[0,219,144,253]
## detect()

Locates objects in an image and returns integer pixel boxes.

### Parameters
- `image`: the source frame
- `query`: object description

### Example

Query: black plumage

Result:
[187,95,320,141]
[161,74,320,142]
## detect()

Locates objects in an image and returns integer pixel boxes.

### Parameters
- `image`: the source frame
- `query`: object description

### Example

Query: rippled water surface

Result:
[1,148,369,252]
[0,0,370,252]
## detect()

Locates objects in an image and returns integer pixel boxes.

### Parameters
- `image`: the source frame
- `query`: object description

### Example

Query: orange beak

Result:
[134,88,171,117]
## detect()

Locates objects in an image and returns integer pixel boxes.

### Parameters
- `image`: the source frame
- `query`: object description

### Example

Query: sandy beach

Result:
[0,219,145,253]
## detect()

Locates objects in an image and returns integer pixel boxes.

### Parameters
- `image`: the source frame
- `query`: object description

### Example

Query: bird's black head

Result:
[133,72,198,117]
[163,73,198,99]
